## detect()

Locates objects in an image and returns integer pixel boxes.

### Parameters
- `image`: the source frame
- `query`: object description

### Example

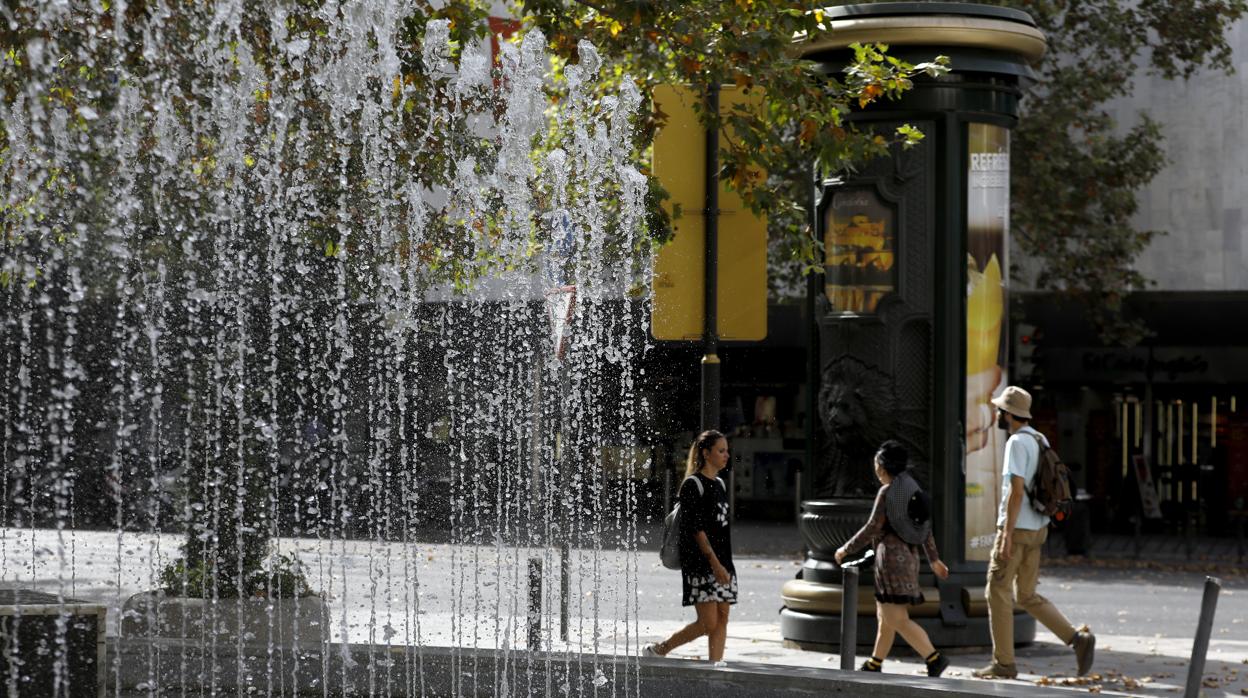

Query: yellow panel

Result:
[651,217,705,340]
[717,88,767,342]
[651,85,767,342]
[651,85,705,341]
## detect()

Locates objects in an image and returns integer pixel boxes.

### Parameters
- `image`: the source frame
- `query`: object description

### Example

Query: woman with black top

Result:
[644,430,735,662]
[835,440,950,677]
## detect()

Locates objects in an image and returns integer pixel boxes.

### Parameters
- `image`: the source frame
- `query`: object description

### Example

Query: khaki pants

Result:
[986,527,1077,666]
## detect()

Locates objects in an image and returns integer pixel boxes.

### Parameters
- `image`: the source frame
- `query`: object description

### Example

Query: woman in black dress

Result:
[644,430,735,662]
[836,440,950,677]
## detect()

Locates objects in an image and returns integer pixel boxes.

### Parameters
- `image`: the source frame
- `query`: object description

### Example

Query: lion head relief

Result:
[817,355,896,498]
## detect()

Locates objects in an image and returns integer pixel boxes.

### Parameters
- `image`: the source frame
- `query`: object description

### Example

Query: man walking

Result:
[973,386,1095,680]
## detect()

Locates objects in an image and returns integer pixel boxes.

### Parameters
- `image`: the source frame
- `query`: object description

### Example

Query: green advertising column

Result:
[782,3,1046,649]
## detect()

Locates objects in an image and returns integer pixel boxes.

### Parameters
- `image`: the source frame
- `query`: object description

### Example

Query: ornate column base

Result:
[781,606,1037,650]
[787,498,1037,648]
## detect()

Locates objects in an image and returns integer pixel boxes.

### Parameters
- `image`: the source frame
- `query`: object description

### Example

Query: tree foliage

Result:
[1,1,945,296]
[983,0,1247,345]
[0,1,521,292]
[517,0,946,294]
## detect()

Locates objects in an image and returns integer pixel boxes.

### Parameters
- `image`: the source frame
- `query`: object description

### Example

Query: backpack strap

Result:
[684,476,704,496]
[1022,431,1050,481]
[1023,431,1048,501]
[1026,431,1048,452]
[714,477,726,492]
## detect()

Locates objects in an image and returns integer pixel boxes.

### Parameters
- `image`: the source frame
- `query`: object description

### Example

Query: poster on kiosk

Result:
[964,123,1011,562]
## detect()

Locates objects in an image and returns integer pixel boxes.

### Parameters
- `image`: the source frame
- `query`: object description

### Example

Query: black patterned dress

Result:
[842,483,941,605]
[677,473,737,606]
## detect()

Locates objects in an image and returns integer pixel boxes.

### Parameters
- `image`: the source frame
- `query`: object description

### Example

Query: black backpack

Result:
[660,477,713,570]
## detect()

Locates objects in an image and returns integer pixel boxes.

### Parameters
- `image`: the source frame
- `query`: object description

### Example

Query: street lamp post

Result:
[702,84,722,433]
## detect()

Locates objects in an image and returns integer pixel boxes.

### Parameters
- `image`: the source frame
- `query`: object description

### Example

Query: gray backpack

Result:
[659,476,704,570]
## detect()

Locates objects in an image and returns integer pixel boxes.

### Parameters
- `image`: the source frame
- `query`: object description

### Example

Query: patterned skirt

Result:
[682,570,738,607]
[873,533,924,605]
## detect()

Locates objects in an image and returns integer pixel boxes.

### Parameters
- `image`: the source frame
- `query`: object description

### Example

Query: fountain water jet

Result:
[1,5,650,695]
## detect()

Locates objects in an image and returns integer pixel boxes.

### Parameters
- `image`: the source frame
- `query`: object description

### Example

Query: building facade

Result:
[1017,16,1248,539]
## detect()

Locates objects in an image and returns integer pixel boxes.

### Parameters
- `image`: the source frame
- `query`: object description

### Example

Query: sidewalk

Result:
[634,621,1246,697]
[679,521,1248,696]
[9,525,1245,695]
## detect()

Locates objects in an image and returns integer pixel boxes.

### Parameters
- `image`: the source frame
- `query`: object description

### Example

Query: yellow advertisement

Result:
[824,188,895,314]
[651,85,767,341]
[964,123,1010,561]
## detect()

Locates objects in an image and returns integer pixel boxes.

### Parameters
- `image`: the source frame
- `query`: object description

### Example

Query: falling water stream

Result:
[1,3,650,695]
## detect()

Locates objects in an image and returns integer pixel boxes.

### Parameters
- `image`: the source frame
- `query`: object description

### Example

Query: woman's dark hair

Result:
[875,440,908,477]
[685,429,726,478]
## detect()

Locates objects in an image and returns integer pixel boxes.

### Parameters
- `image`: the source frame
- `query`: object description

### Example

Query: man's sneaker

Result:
[642,644,662,657]
[926,652,950,678]
[972,662,1018,680]
[1072,629,1096,676]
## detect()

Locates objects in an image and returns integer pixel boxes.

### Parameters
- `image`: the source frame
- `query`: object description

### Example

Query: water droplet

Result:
[285,38,310,57]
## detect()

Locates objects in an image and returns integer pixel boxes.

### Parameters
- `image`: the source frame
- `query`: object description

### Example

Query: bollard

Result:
[528,558,543,651]
[1184,576,1222,698]
[560,542,570,642]
[840,566,859,671]
[794,471,802,524]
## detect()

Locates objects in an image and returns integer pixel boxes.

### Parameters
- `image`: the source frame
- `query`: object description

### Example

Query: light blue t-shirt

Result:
[996,425,1051,531]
